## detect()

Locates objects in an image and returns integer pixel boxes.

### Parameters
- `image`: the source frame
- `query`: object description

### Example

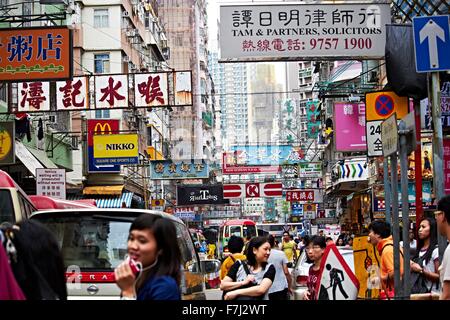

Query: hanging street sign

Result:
[381,113,398,157]
[413,15,450,73]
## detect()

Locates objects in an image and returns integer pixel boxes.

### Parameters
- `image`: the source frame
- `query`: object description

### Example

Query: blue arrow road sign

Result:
[413,15,450,73]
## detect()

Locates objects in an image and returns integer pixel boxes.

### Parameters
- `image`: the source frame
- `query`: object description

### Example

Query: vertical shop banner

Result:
[174,71,193,106]
[56,77,89,110]
[334,102,367,151]
[0,122,15,165]
[95,75,129,109]
[17,81,50,112]
[0,27,72,82]
[134,73,169,107]
[87,119,120,173]
[306,101,321,139]
[445,139,450,194]
[36,168,66,200]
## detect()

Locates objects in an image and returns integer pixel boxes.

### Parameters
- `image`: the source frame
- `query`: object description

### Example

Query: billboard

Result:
[220,3,390,62]
[176,185,229,206]
[0,26,72,82]
[93,134,139,165]
[150,160,209,180]
[229,144,304,165]
[334,102,367,151]
[87,119,120,173]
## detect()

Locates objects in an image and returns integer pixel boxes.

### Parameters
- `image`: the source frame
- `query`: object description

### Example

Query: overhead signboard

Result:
[134,72,169,107]
[87,119,120,173]
[229,145,304,165]
[223,183,282,199]
[365,91,408,121]
[150,160,209,180]
[17,82,50,112]
[0,26,72,82]
[299,162,322,178]
[307,101,321,139]
[413,15,450,73]
[222,153,280,175]
[219,3,390,62]
[174,71,193,106]
[334,102,367,151]
[36,168,66,200]
[56,77,89,110]
[93,133,139,165]
[176,185,229,206]
[303,203,317,219]
[95,74,129,109]
[381,113,398,157]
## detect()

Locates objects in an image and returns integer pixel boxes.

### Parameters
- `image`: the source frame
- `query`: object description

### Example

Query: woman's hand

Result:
[244,274,256,285]
[303,289,311,300]
[224,291,238,300]
[114,261,137,298]
[410,262,423,273]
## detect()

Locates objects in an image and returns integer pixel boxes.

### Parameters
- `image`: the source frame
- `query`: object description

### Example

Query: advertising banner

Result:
[87,119,120,173]
[0,26,72,82]
[134,72,169,107]
[56,77,89,110]
[334,102,367,151]
[95,74,129,109]
[229,145,304,165]
[445,138,450,194]
[93,133,139,165]
[176,185,229,206]
[299,162,322,178]
[220,3,390,61]
[0,122,15,165]
[17,81,50,112]
[36,168,66,200]
[150,160,209,179]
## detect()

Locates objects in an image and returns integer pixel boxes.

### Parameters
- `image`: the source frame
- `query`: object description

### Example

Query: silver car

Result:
[30,208,220,300]
[291,247,355,300]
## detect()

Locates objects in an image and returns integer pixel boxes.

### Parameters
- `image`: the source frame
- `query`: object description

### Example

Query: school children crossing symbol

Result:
[375,95,394,117]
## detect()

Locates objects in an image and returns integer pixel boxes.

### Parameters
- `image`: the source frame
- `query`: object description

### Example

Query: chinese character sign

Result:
[150,160,209,179]
[306,100,320,139]
[36,168,66,200]
[17,81,50,111]
[0,27,72,81]
[56,77,89,110]
[134,73,169,107]
[95,75,128,109]
[444,139,450,194]
[174,71,193,106]
[334,102,367,151]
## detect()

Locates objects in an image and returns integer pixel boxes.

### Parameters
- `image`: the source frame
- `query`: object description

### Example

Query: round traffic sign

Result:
[375,94,394,117]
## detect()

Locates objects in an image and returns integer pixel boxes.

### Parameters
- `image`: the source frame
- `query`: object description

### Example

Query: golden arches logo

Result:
[93,122,113,135]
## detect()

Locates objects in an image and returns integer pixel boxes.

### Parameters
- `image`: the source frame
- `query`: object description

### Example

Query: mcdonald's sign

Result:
[87,119,120,173]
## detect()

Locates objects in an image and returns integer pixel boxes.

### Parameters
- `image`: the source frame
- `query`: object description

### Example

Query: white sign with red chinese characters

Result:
[95,75,128,109]
[134,73,169,107]
[286,190,314,202]
[56,77,89,110]
[17,81,50,111]
[36,168,66,200]
[220,3,391,61]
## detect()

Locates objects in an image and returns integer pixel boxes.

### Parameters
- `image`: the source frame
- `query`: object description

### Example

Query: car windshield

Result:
[35,215,131,270]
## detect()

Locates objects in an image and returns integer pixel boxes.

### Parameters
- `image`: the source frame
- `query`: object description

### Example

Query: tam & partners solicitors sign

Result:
[220,3,390,61]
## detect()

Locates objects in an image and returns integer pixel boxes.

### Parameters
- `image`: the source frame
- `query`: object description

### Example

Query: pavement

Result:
[206,288,222,300]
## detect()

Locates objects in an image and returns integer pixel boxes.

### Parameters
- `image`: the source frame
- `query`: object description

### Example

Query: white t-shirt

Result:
[417,246,440,293]
[268,249,289,294]
[439,243,450,298]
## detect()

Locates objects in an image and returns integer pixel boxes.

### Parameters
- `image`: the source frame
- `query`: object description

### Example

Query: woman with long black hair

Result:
[115,214,182,300]
[410,217,440,294]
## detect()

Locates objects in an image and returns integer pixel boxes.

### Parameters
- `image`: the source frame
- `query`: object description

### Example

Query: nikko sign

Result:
[219,3,390,62]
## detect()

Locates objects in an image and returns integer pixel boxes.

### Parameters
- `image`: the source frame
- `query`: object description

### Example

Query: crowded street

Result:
[0,0,450,311]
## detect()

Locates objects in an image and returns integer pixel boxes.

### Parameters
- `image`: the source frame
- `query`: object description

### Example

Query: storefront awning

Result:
[83,185,124,195]
[15,141,57,177]
[95,192,133,208]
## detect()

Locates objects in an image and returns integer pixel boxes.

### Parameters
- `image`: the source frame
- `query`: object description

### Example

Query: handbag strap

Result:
[241,261,252,276]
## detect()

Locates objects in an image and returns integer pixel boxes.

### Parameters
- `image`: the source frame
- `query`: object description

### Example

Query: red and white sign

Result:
[134,73,169,107]
[286,190,314,202]
[261,183,282,197]
[222,153,280,175]
[223,184,245,199]
[17,81,50,111]
[316,244,359,300]
[95,75,128,109]
[56,77,89,110]
[246,183,260,198]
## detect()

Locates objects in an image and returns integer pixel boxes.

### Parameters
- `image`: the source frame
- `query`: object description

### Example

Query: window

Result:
[95,109,110,119]
[94,9,109,28]
[94,53,110,74]
[0,190,14,224]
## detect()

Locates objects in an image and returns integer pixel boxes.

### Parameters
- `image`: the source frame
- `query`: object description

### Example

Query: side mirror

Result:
[200,259,221,274]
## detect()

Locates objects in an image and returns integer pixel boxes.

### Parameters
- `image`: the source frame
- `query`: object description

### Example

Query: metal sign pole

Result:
[399,121,411,299]
[390,152,402,299]
[383,158,391,224]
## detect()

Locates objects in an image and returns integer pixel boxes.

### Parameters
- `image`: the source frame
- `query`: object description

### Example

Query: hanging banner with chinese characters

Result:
[229,144,304,165]
[134,73,169,107]
[56,77,89,111]
[219,3,390,62]
[334,102,367,151]
[174,71,193,106]
[306,100,321,139]
[95,74,129,109]
[0,26,72,82]
[56,77,89,110]
[150,160,209,180]
[17,81,50,112]
[0,122,15,165]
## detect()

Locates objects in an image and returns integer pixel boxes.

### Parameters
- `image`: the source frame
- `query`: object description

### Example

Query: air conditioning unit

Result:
[122,11,129,18]
[126,30,134,37]
[48,115,57,123]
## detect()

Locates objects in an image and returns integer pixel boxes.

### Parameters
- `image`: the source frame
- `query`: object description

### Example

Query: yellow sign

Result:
[353,236,381,299]
[152,199,165,207]
[0,122,15,165]
[365,91,409,121]
[147,146,165,160]
[0,129,12,160]
[93,134,139,158]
